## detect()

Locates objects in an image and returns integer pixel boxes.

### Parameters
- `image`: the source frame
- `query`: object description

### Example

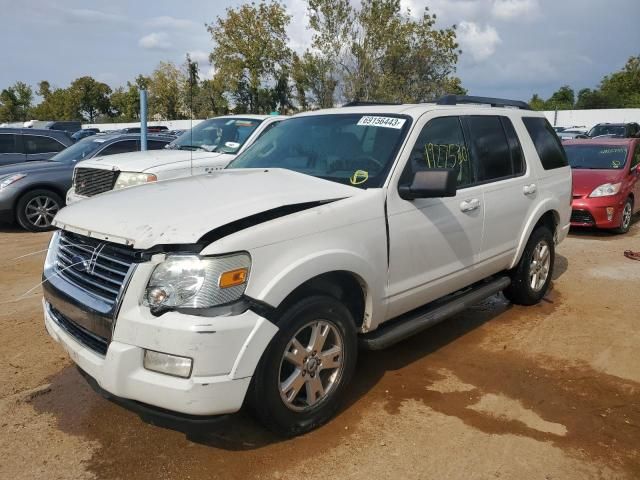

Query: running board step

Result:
[359,275,511,350]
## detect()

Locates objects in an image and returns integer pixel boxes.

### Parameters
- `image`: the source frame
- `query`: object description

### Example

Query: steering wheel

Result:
[354,155,385,173]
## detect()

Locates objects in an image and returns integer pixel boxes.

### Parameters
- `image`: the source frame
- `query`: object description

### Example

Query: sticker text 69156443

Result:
[357,116,406,129]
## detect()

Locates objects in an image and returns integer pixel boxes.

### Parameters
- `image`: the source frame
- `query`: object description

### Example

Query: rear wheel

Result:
[614,198,633,234]
[503,226,554,306]
[16,189,62,232]
[248,295,357,437]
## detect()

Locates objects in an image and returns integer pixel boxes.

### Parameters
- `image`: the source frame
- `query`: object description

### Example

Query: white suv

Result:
[65,114,286,204]
[43,96,571,436]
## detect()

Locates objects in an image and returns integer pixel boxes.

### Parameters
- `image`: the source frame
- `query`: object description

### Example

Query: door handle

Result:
[460,198,480,212]
[523,183,537,195]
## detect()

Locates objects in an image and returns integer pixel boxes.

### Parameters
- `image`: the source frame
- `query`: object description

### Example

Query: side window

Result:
[23,135,66,154]
[501,117,526,175]
[522,117,568,169]
[148,140,169,150]
[631,145,640,169]
[401,116,474,188]
[98,140,138,156]
[0,134,16,153]
[466,116,512,181]
[256,121,281,140]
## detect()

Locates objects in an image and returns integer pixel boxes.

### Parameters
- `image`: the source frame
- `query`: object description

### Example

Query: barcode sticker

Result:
[357,116,406,129]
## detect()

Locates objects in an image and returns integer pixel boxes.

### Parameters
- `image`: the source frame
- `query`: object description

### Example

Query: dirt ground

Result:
[0,220,639,480]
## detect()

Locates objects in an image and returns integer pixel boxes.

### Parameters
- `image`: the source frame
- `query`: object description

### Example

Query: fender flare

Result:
[247,249,383,330]
[509,198,560,269]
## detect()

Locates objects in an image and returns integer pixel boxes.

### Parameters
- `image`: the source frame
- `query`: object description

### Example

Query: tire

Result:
[613,197,633,234]
[15,189,63,232]
[247,295,358,437]
[503,226,554,306]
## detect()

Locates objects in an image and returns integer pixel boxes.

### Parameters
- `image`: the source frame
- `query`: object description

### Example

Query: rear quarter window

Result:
[522,117,568,170]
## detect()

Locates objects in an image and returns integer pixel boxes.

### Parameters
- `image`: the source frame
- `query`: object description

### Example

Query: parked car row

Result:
[556,122,640,140]
[39,95,577,437]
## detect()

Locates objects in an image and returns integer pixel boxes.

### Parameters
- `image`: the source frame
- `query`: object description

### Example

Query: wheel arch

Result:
[509,205,560,270]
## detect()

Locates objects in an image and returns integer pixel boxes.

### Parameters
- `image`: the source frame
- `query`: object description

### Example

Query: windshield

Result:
[228,114,411,188]
[171,117,262,154]
[565,145,628,170]
[48,136,105,163]
[588,125,626,138]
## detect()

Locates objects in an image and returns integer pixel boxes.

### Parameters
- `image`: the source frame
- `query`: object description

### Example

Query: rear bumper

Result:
[571,195,627,229]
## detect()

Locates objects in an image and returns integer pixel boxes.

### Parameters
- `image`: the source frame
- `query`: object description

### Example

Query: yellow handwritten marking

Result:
[350,170,369,185]
[612,160,621,168]
[424,143,469,169]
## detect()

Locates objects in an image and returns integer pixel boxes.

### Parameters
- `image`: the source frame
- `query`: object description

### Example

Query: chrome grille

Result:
[55,231,135,304]
[74,168,118,197]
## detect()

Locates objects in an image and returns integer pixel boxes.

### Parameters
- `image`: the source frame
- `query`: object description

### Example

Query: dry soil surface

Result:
[0,221,639,480]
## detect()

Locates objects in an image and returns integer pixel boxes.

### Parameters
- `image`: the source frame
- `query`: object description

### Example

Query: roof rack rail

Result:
[342,101,400,107]
[436,95,531,110]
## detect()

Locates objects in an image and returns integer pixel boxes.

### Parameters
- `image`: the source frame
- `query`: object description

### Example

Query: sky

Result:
[0,0,638,102]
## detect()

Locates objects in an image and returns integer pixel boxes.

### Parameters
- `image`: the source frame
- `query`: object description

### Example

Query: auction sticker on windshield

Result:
[357,116,406,129]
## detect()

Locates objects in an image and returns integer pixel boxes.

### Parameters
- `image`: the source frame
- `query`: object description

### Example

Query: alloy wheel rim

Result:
[278,320,344,412]
[529,240,551,292]
[25,196,59,228]
[622,203,632,229]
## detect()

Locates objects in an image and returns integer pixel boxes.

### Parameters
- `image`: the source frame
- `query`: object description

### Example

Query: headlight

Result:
[113,172,157,190]
[589,182,621,197]
[144,253,250,310]
[0,173,27,189]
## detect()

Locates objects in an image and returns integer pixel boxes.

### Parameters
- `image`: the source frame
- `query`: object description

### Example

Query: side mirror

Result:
[398,168,457,200]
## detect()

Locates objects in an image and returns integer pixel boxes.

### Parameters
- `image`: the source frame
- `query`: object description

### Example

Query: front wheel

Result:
[503,226,554,306]
[247,295,357,437]
[15,189,62,232]
[614,198,633,234]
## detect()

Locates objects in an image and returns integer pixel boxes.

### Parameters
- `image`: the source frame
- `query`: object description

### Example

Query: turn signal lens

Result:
[219,268,248,288]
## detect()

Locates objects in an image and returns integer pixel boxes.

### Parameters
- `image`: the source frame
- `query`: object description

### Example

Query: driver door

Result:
[385,114,485,320]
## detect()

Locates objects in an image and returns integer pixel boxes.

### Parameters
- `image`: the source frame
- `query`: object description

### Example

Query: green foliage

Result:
[207,0,292,113]
[68,76,112,122]
[545,85,575,110]
[148,61,187,120]
[0,81,33,122]
[528,93,546,111]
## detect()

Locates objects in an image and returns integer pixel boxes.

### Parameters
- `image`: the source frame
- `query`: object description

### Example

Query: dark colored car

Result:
[0,133,172,231]
[579,122,640,139]
[566,138,640,233]
[0,128,74,165]
[71,129,99,142]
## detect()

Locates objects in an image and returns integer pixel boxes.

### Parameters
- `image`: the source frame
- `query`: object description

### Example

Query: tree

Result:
[207,1,292,113]
[544,85,574,110]
[575,88,612,109]
[0,81,33,122]
[291,51,338,109]
[306,0,462,104]
[67,76,112,122]
[598,55,640,108]
[528,93,546,111]
[148,61,186,120]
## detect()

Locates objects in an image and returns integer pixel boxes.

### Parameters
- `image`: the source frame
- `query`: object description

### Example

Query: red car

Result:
[565,138,640,233]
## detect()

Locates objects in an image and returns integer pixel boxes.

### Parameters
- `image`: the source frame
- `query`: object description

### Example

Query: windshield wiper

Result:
[177,145,206,151]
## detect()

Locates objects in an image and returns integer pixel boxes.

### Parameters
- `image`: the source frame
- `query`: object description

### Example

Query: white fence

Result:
[543,109,640,128]
[84,108,640,132]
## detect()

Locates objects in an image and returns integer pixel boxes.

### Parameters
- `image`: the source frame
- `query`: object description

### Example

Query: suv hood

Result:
[78,149,226,172]
[54,169,361,249]
[571,169,624,196]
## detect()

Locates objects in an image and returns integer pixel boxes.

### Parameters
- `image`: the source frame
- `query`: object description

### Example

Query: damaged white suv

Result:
[43,96,571,436]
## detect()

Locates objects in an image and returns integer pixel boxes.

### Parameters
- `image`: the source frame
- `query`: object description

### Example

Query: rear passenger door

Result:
[23,134,66,161]
[386,115,485,319]
[463,115,533,272]
[0,133,24,165]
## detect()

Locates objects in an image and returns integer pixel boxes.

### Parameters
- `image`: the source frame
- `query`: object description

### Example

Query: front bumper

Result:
[44,298,277,415]
[571,194,626,229]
